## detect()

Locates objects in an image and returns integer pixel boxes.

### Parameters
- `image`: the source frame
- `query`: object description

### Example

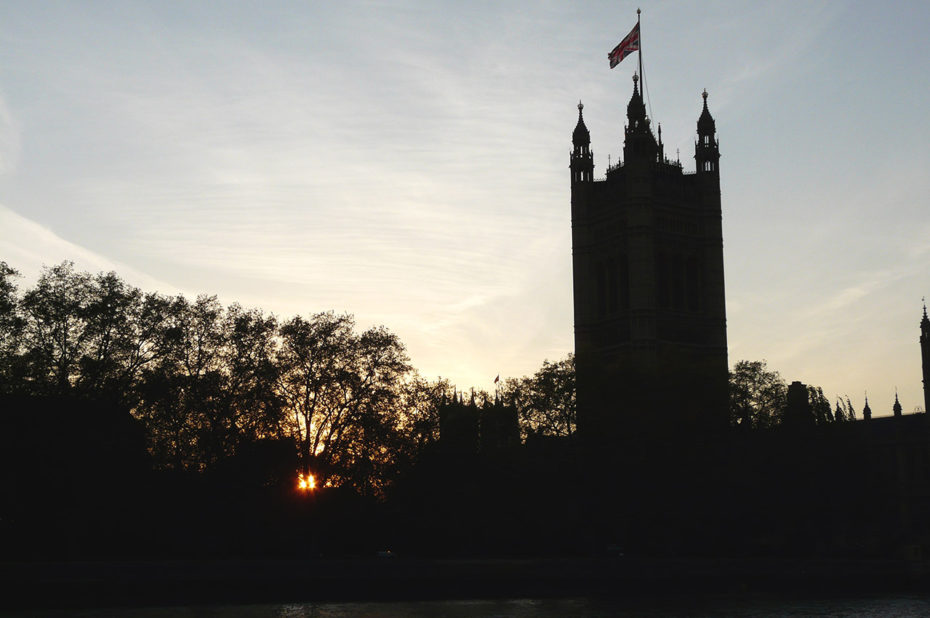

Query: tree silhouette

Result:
[275,312,411,494]
[18,262,95,393]
[728,359,787,429]
[808,385,832,424]
[0,262,24,389]
[503,354,576,438]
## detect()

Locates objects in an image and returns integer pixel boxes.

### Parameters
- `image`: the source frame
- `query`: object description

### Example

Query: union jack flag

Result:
[608,23,640,69]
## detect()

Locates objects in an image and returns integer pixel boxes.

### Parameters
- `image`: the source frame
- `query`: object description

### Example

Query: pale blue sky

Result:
[2,1,929,415]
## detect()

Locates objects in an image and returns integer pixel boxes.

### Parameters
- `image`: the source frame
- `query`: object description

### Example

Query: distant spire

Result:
[697,89,716,135]
[893,390,903,417]
[657,122,664,161]
[835,400,846,422]
[921,298,930,415]
[627,73,647,124]
[863,394,872,421]
[572,100,590,147]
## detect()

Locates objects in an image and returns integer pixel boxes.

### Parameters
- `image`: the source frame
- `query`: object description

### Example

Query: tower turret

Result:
[893,392,903,417]
[623,73,658,164]
[863,395,872,421]
[695,89,720,175]
[921,301,930,413]
[571,101,594,185]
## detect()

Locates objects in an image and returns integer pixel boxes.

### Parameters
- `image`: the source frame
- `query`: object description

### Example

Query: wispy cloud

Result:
[0,92,19,175]
[0,205,181,295]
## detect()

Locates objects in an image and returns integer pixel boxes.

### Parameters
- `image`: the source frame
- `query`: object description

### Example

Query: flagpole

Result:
[637,8,643,91]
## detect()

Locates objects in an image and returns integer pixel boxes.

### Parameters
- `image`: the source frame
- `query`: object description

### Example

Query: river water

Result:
[12,596,930,617]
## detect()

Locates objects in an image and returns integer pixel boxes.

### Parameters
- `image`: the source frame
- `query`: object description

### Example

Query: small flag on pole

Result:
[608,22,640,68]
[494,374,500,384]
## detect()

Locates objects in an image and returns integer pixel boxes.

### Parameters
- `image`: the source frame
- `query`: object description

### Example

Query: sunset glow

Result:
[297,472,316,492]
[2,2,929,415]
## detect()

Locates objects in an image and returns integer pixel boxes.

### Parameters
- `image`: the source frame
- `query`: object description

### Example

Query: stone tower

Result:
[571,76,728,441]
[921,303,930,413]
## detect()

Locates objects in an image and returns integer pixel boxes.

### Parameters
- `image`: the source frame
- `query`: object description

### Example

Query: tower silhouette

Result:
[921,303,930,413]
[571,76,728,441]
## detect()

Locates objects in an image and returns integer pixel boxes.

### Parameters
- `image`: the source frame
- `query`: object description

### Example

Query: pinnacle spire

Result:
[698,89,715,136]
[573,100,590,147]
[627,72,647,126]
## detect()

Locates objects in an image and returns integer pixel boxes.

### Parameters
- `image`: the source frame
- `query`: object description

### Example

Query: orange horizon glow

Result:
[297,472,316,492]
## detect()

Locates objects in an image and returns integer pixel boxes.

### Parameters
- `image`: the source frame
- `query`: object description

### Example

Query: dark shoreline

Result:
[5,557,930,610]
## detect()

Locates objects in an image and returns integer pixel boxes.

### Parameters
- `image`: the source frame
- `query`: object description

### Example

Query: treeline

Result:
[0,261,576,496]
[729,359,860,430]
[0,261,449,495]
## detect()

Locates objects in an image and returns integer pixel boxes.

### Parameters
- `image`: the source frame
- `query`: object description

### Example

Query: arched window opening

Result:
[657,252,670,309]
[607,258,619,313]
[671,253,684,310]
[686,255,700,312]
[596,262,607,317]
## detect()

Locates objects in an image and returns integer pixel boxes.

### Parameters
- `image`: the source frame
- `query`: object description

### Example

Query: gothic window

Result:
[596,256,628,317]
[619,252,630,310]
[686,254,701,312]
[671,253,684,309]
[607,258,619,313]
[657,252,670,309]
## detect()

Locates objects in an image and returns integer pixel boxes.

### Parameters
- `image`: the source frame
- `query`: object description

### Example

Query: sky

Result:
[2,1,929,417]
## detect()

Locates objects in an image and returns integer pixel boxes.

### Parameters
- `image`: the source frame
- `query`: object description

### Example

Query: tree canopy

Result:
[502,354,576,439]
[0,261,444,495]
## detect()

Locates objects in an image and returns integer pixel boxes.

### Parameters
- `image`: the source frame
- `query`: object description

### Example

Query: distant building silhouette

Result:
[438,392,519,456]
[921,303,930,414]
[783,381,815,429]
[571,76,728,440]
[438,392,479,456]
